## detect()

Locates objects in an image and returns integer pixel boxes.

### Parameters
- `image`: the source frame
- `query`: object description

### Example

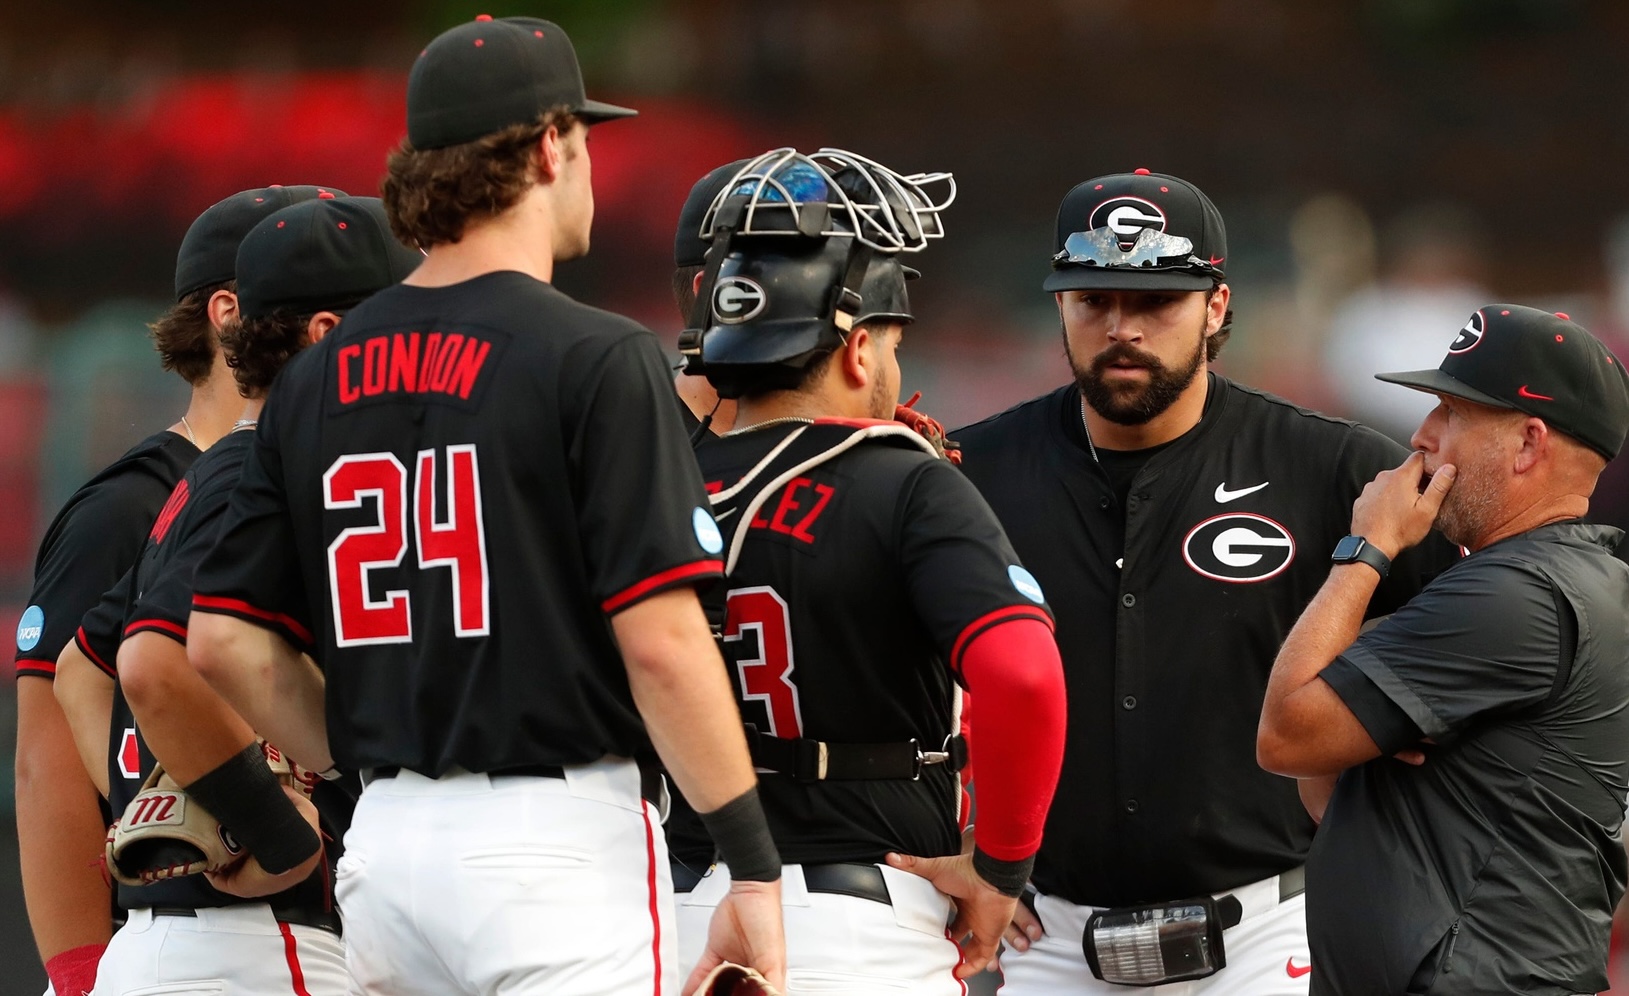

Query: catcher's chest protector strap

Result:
[709,421,966,783]
[709,420,939,576]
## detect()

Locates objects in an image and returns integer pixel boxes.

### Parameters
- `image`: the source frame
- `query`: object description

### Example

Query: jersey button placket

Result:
[1116,576,1145,829]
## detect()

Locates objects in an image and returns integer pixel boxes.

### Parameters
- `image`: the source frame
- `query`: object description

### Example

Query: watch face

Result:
[1332,535,1364,560]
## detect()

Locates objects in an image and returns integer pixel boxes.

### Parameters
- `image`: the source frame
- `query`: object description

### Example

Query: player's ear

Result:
[208,289,239,335]
[1205,283,1230,335]
[839,326,873,389]
[692,270,706,296]
[306,312,341,344]
[536,122,567,183]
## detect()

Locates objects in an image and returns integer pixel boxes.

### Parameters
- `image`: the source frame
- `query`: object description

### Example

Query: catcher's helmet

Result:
[679,149,950,399]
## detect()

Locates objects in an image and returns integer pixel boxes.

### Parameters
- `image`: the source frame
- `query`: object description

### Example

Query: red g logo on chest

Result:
[1182,513,1295,583]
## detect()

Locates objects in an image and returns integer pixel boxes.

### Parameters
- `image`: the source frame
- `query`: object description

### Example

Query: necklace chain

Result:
[722,416,815,438]
[1077,393,1100,464]
[178,414,197,446]
[232,419,259,432]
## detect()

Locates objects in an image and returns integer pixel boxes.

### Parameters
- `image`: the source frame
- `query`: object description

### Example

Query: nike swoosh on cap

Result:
[1517,385,1555,401]
[1215,481,1269,503]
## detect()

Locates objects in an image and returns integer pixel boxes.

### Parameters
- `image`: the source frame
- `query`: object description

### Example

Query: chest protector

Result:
[708,419,968,783]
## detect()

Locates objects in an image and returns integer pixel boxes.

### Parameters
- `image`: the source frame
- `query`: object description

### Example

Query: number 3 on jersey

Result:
[723,586,803,738]
[324,445,490,646]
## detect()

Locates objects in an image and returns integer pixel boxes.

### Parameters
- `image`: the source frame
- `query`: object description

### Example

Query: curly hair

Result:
[146,280,229,385]
[382,107,579,249]
[220,310,311,397]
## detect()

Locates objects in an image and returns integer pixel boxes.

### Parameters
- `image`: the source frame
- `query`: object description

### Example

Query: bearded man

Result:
[954,169,1457,994]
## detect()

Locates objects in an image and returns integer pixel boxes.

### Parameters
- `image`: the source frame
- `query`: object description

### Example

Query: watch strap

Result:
[1333,536,1391,579]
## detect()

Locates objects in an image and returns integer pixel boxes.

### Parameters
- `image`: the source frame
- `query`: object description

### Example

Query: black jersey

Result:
[14,431,197,679]
[691,421,1053,865]
[78,432,351,915]
[192,272,723,776]
[955,376,1459,907]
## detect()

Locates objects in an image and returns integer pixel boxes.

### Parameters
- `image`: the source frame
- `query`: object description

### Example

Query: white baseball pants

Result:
[677,861,967,995]
[997,873,1312,996]
[336,758,675,996]
[89,904,347,996]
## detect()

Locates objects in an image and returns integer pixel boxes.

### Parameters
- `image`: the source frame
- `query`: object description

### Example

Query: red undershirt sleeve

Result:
[959,616,1067,863]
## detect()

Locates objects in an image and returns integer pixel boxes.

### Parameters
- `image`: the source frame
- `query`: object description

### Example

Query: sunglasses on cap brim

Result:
[1053,226,1220,275]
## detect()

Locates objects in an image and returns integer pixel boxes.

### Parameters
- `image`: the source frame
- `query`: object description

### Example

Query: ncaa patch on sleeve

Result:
[693,507,724,555]
[16,604,44,653]
[1008,566,1045,604]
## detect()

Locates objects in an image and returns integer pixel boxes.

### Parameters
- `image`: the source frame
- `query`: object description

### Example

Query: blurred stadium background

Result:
[6,0,1629,990]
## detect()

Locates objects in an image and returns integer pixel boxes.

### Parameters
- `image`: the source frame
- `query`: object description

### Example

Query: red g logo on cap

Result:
[1450,310,1485,354]
[1089,197,1168,250]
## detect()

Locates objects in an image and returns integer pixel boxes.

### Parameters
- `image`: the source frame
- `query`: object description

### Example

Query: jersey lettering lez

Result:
[192,272,723,776]
[691,421,1052,865]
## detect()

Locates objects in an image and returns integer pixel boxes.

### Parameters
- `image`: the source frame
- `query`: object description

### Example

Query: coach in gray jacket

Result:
[1258,304,1629,995]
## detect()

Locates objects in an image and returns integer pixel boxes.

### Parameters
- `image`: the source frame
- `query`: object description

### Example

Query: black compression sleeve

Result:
[973,846,1035,898]
[697,786,781,882]
[184,742,321,875]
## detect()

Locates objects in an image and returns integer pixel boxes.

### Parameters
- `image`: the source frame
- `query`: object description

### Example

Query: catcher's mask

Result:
[678,148,951,399]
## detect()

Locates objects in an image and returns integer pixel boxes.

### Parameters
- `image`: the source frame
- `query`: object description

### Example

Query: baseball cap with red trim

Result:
[1044,169,1228,292]
[407,15,636,151]
[174,185,346,301]
[1376,304,1629,460]
[236,198,423,320]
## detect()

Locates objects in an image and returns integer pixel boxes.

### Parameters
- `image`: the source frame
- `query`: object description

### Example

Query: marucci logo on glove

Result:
[1182,513,1296,583]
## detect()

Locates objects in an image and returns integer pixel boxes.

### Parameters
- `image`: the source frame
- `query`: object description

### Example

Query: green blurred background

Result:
[6,0,1629,990]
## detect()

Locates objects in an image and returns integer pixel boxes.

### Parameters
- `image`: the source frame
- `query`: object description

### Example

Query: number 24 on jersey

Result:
[324,445,490,646]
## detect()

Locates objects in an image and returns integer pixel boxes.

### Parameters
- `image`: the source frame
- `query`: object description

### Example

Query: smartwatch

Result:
[1331,535,1390,579]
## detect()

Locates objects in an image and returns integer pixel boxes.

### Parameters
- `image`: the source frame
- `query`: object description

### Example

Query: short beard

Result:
[868,369,895,420]
[1066,317,1207,426]
[1432,460,1500,547]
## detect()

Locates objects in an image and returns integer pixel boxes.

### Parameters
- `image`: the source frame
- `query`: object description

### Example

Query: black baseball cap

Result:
[1376,304,1629,460]
[675,159,752,268]
[235,197,423,321]
[407,15,636,151]
[1044,169,1227,293]
[174,185,346,300]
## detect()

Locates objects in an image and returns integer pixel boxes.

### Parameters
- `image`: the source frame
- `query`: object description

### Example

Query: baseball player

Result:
[179,17,784,996]
[952,169,1458,994]
[53,196,419,996]
[669,149,1068,993]
[14,183,339,996]
[671,159,750,439]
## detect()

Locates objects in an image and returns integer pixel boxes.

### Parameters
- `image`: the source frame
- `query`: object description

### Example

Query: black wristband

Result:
[698,786,781,883]
[973,846,1035,898]
[184,743,321,875]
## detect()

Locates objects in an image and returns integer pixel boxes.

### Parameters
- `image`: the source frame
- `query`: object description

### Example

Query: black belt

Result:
[744,725,969,782]
[1216,866,1306,929]
[367,763,665,806]
[1025,865,1308,932]
[149,905,341,935]
[678,862,892,904]
[802,863,892,906]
